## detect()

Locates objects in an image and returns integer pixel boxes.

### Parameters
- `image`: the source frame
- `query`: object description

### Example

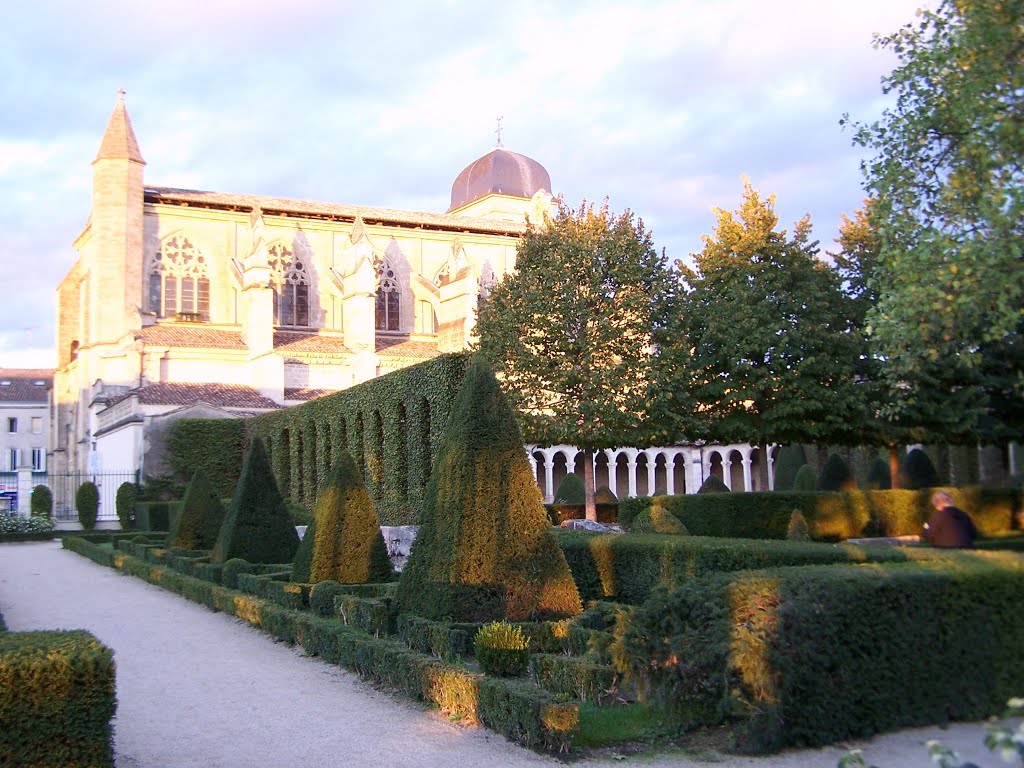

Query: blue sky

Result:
[0,0,928,367]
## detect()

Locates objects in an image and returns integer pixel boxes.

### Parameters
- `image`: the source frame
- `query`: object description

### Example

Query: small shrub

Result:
[76,481,100,530]
[818,453,857,492]
[866,457,892,490]
[554,473,586,504]
[0,516,55,536]
[475,621,529,677]
[899,448,942,489]
[631,505,688,535]
[29,485,52,518]
[793,465,817,492]
[115,482,137,530]
[698,475,730,493]
[786,510,810,542]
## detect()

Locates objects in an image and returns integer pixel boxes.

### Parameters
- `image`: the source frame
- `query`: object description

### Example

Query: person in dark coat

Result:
[923,491,978,548]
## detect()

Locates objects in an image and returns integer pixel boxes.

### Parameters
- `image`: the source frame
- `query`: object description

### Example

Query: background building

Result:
[53,93,553,480]
[0,368,52,512]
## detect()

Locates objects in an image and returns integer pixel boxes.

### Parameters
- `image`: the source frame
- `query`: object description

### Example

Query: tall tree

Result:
[679,180,866,484]
[844,0,1024,437]
[475,199,690,520]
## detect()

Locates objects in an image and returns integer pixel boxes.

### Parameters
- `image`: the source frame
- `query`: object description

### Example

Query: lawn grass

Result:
[574,702,672,748]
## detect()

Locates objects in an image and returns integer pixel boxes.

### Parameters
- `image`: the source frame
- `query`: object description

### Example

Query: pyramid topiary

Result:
[793,464,817,492]
[631,504,688,535]
[698,475,730,493]
[394,355,582,622]
[786,509,811,541]
[773,445,807,492]
[292,451,393,584]
[866,457,892,490]
[211,437,299,564]
[553,473,585,504]
[899,448,941,489]
[170,469,226,550]
[818,453,857,492]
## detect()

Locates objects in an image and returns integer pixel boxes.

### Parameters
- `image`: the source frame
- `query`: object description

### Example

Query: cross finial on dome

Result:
[495,115,504,148]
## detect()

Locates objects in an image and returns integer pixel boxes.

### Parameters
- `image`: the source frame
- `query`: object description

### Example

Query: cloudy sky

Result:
[0,0,929,368]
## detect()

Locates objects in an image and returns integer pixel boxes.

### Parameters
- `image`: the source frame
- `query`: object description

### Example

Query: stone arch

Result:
[149,232,210,319]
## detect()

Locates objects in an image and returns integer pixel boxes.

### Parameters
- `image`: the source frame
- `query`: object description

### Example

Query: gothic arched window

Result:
[149,234,210,319]
[375,256,400,331]
[268,243,309,327]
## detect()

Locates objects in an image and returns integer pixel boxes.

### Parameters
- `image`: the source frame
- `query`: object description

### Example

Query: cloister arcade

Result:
[527,443,775,502]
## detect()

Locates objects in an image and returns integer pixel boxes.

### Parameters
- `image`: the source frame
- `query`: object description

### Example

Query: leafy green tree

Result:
[845,0,1024,436]
[476,199,690,520]
[679,181,867,483]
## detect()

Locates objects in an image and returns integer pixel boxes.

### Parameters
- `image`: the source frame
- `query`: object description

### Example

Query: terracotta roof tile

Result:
[0,369,53,403]
[284,388,337,402]
[145,187,528,236]
[274,331,351,355]
[111,382,280,410]
[374,338,441,359]
[138,325,246,350]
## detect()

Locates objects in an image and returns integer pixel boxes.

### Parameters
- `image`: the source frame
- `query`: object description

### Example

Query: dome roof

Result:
[448,147,551,212]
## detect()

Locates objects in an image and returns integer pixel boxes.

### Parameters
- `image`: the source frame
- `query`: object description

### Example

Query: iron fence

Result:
[45,471,139,523]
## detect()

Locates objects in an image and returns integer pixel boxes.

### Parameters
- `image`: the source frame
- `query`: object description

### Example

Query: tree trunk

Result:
[888,443,901,490]
[583,447,597,522]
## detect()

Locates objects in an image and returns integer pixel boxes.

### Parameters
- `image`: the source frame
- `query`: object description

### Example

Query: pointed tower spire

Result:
[94,89,145,164]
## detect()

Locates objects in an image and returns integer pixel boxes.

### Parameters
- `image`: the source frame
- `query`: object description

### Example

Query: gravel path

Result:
[0,541,1004,768]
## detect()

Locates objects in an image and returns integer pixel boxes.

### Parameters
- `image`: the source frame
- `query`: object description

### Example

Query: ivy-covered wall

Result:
[247,353,471,525]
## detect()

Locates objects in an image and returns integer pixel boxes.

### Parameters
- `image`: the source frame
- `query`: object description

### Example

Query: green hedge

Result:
[635,486,1021,542]
[335,595,392,636]
[247,353,471,525]
[60,538,576,753]
[553,530,963,604]
[166,418,246,498]
[0,630,116,767]
[530,653,618,702]
[615,552,1024,753]
[135,501,180,532]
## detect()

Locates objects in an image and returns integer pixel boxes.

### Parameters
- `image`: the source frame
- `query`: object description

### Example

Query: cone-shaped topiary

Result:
[292,451,393,584]
[899,448,941,489]
[631,504,688,535]
[698,475,730,493]
[553,473,586,504]
[394,355,582,622]
[211,437,299,564]
[773,445,807,491]
[818,453,857,492]
[170,470,226,550]
[786,509,811,541]
[115,482,137,530]
[866,457,892,490]
[793,464,817,492]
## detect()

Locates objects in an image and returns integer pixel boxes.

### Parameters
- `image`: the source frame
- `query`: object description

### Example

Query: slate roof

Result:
[107,382,280,410]
[275,331,351,355]
[0,369,53,403]
[145,187,528,236]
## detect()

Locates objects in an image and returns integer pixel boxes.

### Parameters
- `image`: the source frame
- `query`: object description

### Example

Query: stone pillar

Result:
[543,452,555,503]
[742,455,753,493]
[16,465,33,518]
[689,450,705,495]
[605,450,618,498]
[722,456,733,490]
[626,451,638,498]
[645,450,657,497]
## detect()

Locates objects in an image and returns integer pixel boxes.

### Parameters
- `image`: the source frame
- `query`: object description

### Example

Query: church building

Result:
[52,92,554,480]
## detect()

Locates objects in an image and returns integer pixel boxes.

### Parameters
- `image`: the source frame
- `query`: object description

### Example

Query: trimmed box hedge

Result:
[615,551,1024,753]
[60,537,578,753]
[0,629,116,767]
[638,486,1021,542]
[134,501,181,532]
[530,653,619,703]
